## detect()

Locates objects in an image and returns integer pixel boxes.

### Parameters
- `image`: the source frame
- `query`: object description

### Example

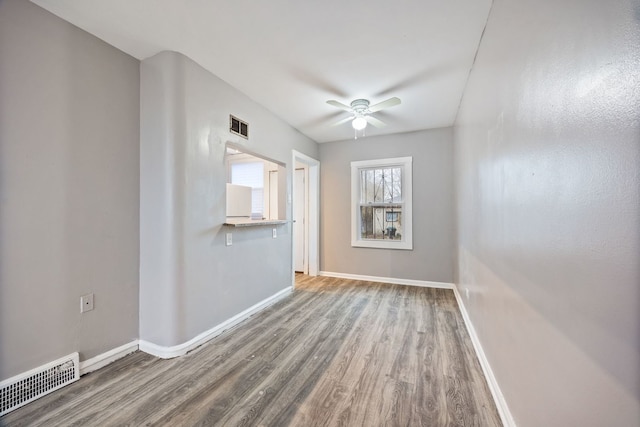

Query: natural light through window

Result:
[230,161,264,215]
[351,157,413,250]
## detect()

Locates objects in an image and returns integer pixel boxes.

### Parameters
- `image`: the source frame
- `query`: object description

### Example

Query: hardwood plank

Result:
[1,276,501,427]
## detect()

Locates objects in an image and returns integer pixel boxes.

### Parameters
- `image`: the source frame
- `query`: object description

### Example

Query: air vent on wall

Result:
[0,352,79,416]
[230,115,249,139]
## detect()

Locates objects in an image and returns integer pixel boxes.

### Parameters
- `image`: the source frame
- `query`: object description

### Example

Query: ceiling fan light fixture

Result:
[352,116,367,130]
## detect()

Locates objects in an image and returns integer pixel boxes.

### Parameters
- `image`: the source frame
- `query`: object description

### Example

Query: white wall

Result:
[140,51,318,348]
[319,128,454,283]
[454,0,640,425]
[0,0,140,379]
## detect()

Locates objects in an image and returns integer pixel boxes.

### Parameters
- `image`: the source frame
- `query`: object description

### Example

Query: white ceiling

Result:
[32,0,491,143]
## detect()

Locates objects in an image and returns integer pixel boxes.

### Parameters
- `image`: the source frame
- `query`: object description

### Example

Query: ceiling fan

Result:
[326,97,401,131]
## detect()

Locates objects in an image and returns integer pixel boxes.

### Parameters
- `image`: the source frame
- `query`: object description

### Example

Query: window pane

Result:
[392,167,402,202]
[360,205,403,240]
[361,169,376,204]
[383,168,392,202]
[360,166,403,205]
[231,161,264,214]
[380,167,402,203]
[374,169,382,203]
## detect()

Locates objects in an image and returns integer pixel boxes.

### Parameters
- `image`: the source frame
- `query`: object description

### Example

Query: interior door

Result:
[294,168,306,272]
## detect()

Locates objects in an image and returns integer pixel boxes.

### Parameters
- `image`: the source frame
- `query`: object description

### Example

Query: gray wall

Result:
[140,51,318,347]
[454,0,640,425]
[0,0,140,379]
[319,129,454,283]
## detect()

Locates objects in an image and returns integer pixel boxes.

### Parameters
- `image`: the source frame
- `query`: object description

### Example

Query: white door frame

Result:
[291,150,320,285]
[293,167,307,273]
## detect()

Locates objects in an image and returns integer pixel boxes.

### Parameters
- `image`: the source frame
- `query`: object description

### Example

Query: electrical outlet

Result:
[465,288,470,299]
[272,228,277,238]
[226,233,232,246]
[80,293,94,313]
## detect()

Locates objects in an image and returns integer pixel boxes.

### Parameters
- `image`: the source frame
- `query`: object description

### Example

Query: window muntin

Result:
[359,206,403,240]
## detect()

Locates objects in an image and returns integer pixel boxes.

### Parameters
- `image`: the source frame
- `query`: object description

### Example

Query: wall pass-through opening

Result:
[225,143,286,221]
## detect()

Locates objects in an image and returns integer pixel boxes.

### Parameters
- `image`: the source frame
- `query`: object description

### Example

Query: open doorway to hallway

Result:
[294,166,307,273]
[291,151,319,286]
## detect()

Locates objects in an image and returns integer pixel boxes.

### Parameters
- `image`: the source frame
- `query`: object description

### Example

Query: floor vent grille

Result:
[0,352,79,416]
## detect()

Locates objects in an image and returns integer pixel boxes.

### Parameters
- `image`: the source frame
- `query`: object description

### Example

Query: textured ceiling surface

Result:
[32,0,491,143]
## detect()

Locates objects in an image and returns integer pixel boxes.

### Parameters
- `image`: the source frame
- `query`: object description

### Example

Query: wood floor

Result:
[2,275,501,426]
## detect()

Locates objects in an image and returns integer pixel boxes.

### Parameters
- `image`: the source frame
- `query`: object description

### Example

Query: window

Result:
[351,157,413,250]
[230,161,264,215]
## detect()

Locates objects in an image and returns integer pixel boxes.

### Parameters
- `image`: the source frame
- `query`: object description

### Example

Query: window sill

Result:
[351,239,413,250]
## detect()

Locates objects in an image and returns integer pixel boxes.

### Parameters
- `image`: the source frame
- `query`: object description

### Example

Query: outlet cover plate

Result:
[81,293,94,313]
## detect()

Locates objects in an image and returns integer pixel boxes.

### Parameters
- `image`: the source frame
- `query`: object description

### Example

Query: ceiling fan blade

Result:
[331,115,355,127]
[327,100,352,112]
[368,97,401,113]
[365,115,387,128]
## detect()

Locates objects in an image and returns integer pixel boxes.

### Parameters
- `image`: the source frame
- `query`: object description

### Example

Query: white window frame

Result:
[351,157,413,250]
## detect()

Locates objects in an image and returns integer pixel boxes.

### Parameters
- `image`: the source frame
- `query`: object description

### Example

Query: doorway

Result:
[291,150,319,286]
[294,167,307,273]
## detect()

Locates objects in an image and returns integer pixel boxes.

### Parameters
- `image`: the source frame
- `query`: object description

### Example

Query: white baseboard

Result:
[79,341,139,376]
[139,286,293,359]
[319,271,454,289]
[452,287,517,427]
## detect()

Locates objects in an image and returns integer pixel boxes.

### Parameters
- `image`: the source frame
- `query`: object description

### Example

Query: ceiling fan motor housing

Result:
[350,99,370,115]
